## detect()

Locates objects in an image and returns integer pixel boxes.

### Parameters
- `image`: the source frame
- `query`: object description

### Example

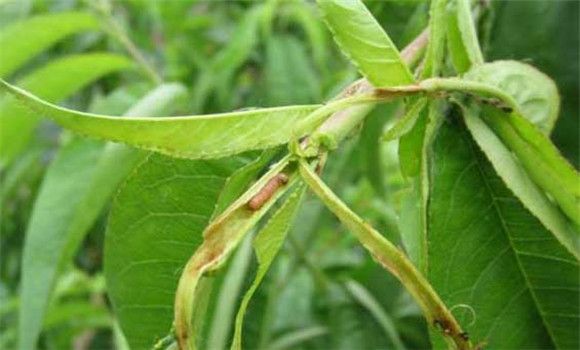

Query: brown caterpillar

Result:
[247,173,289,211]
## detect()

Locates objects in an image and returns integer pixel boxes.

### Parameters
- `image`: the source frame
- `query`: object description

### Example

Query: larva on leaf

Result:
[247,173,289,211]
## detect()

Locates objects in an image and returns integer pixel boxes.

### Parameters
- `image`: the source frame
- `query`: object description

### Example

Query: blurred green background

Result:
[0,1,577,349]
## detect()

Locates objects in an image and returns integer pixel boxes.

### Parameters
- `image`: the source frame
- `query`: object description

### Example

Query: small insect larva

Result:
[247,173,289,211]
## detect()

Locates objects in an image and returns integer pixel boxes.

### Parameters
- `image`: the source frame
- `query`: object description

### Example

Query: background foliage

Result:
[0,1,577,349]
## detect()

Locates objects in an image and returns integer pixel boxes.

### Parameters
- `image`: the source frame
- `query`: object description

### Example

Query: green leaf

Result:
[427,113,579,349]
[317,0,414,86]
[446,0,484,74]
[462,103,579,259]
[231,183,306,350]
[398,102,428,178]
[174,156,299,350]
[0,53,133,167]
[105,153,265,350]
[360,104,399,196]
[298,160,470,349]
[465,60,560,134]
[421,0,447,78]
[398,179,425,269]
[0,11,99,77]
[480,107,580,227]
[0,79,321,160]
[206,235,254,350]
[18,83,187,350]
[382,98,427,142]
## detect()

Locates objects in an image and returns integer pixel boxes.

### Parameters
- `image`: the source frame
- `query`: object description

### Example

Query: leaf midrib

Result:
[463,125,558,348]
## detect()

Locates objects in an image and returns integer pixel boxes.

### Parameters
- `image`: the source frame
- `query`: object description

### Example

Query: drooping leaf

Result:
[299,161,470,349]
[427,113,579,349]
[231,183,306,350]
[105,152,267,350]
[0,11,99,77]
[18,83,187,350]
[446,0,484,74]
[480,107,580,227]
[462,103,579,258]
[0,79,321,160]
[465,60,560,134]
[317,0,414,87]
[0,53,133,167]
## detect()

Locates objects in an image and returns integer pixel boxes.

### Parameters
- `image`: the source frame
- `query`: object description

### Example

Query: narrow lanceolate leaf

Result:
[174,157,299,350]
[106,152,266,350]
[0,53,132,167]
[398,102,428,178]
[480,107,580,227]
[0,79,320,160]
[462,104,579,259]
[465,61,560,134]
[382,98,427,142]
[231,183,306,350]
[19,83,186,350]
[298,161,471,350]
[446,0,484,74]
[317,0,414,86]
[427,114,579,349]
[0,11,99,77]
[422,0,447,78]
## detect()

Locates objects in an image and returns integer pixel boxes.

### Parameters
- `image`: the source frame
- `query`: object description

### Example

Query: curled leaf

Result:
[465,60,560,134]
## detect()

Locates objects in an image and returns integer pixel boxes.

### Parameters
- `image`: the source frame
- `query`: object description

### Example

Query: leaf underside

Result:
[0,79,320,160]
[317,0,414,87]
[0,53,132,166]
